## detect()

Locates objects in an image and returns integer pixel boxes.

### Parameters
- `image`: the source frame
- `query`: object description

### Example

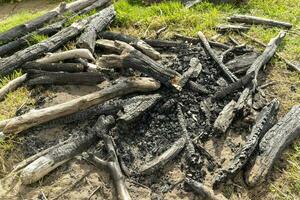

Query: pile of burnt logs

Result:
[0,1,300,199]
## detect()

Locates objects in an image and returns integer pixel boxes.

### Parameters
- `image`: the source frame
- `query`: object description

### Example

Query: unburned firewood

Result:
[226,52,259,74]
[139,137,186,175]
[228,14,292,29]
[213,99,279,188]
[246,31,286,89]
[77,5,116,53]
[0,0,99,43]
[91,134,132,200]
[36,49,95,64]
[216,24,250,33]
[197,31,238,83]
[118,94,162,124]
[0,74,27,101]
[23,62,85,73]
[246,105,300,186]
[98,31,161,60]
[213,100,237,133]
[121,48,183,90]
[26,70,104,86]
[20,115,115,185]
[185,178,228,200]
[0,77,160,134]
[0,14,99,76]
[213,71,254,100]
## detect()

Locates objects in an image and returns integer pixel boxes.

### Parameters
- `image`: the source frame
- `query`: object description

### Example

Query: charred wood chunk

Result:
[228,14,292,29]
[26,70,104,86]
[23,62,85,73]
[77,5,116,53]
[216,24,250,33]
[122,49,182,90]
[226,52,259,75]
[19,115,115,185]
[0,74,27,101]
[213,99,279,188]
[246,105,300,186]
[213,100,237,133]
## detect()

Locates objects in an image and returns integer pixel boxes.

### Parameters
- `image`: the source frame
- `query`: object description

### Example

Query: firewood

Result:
[0,0,101,43]
[246,105,300,186]
[197,31,238,83]
[228,14,292,29]
[77,5,116,53]
[0,14,98,76]
[36,49,95,64]
[189,57,203,79]
[0,74,27,101]
[26,70,104,86]
[220,44,246,63]
[241,32,300,73]
[139,137,186,175]
[91,134,132,200]
[0,77,160,134]
[20,115,115,185]
[185,178,228,200]
[216,24,250,32]
[23,62,85,73]
[98,31,161,60]
[188,81,210,94]
[213,100,237,133]
[213,99,279,188]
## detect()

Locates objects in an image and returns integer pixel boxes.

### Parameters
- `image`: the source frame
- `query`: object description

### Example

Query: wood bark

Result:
[213,99,279,188]
[0,74,27,101]
[216,24,250,32]
[228,14,293,29]
[0,0,99,43]
[20,115,115,185]
[26,70,104,86]
[246,105,300,186]
[91,134,132,200]
[36,49,95,63]
[121,48,183,90]
[139,137,186,175]
[77,5,116,53]
[1,77,160,134]
[98,31,161,60]
[23,62,85,73]
[197,31,238,83]
[185,178,228,200]
[246,31,286,88]
[0,15,95,76]
[213,100,237,133]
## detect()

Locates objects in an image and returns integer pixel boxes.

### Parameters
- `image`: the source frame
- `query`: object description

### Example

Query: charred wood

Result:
[0,74,27,101]
[213,100,237,133]
[216,24,250,33]
[23,62,85,73]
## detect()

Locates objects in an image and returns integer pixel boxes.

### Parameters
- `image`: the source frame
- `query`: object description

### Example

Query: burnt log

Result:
[213,99,279,188]
[197,31,238,83]
[0,77,160,134]
[226,52,259,74]
[0,74,27,101]
[0,0,99,43]
[228,14,292,29]
[246,105,300,186]
[246,31,286,89]
[185,178,228,200]
[121,48,183,90]
[216,24,250,33]
[26,70,104,86]
[213,71,255,100]
[139,137,186,175]
[0,13,98,76]
[20,115,115,185]
[23,62,85,73]
[213,100,237,133]
[77,5,116,53]
[98,31,161,60]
